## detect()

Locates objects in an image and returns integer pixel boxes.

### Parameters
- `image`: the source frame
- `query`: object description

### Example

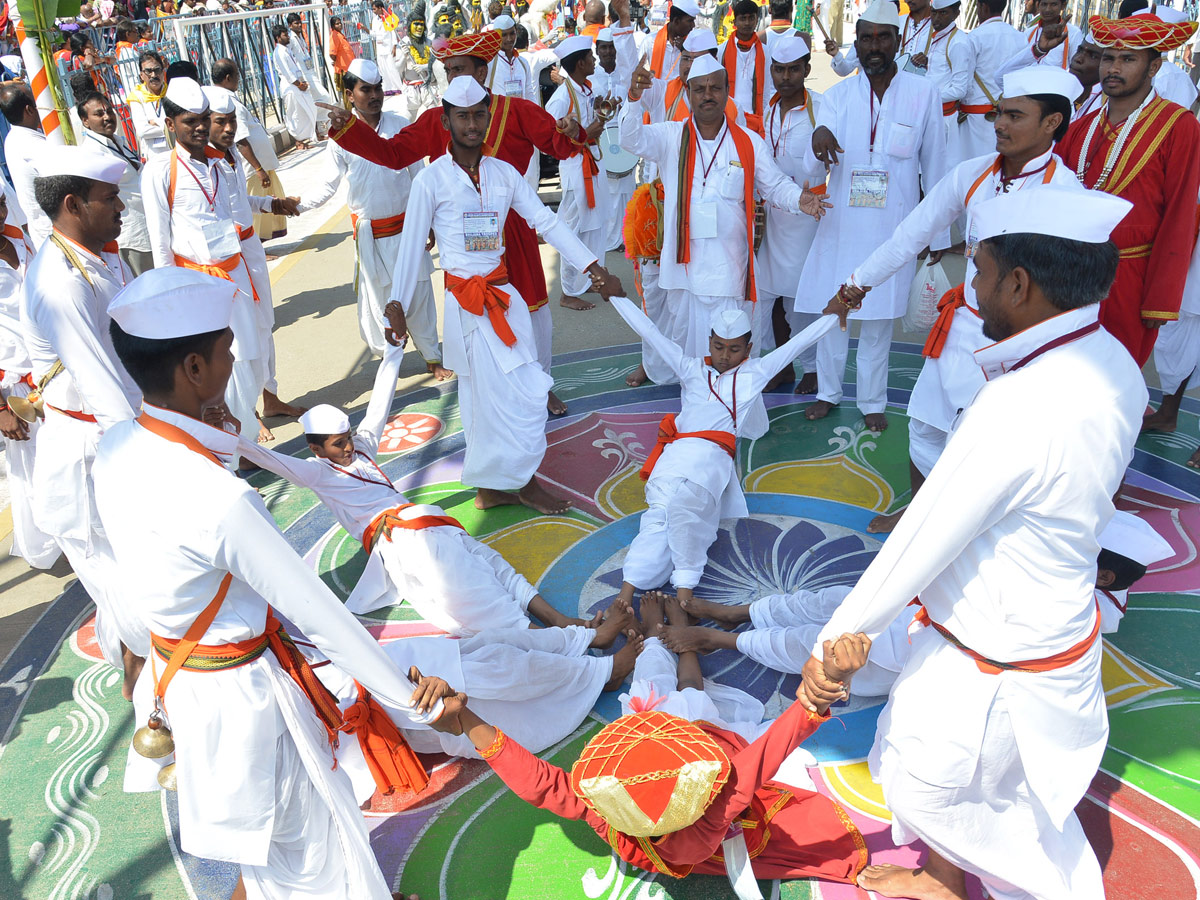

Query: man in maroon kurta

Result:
[1057,13,1200,366]
[322,30,599,415]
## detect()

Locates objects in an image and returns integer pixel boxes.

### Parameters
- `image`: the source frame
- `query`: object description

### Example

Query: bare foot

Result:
[638,590,668,638]
[261,391,308,419]
[764,364,796,392]
[560,294,595,311]
[121,648,144,702]
[474,487,521,509]
[660,624,732,654]
[867,508,906,534]
[1142,405,1179,433]
[856,864,968,900]
[806,399,836,420]
[793,371,819,395]
[517,477,573,515]
[263,252,279,262]
[664,593,690,627]
[547,391,568,417]
[1188,448,1200,468]
[604,629,644,690]
[864,412,888,432]
[257,420,274,443]
[679,594,749,627]
[427,362,455,381]
[592,599,636,648]
[626,363,648,387]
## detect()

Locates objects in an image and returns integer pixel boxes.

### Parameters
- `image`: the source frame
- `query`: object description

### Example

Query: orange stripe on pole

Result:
[42,110,59,132]
[31,70,47,95]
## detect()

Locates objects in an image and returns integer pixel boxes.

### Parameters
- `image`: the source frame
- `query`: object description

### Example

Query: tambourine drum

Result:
[601,122,639,178]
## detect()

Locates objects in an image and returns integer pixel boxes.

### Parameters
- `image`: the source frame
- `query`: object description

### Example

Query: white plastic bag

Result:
[902,258,952,334]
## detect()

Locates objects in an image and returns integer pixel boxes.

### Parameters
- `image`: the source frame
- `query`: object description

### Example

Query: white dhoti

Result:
[636,261,678,385]
[280,83,319,144]
[241,237,278,396]
[908,417,948,478]
[622,475,722,590]
[32,412,148,665]
[3,382,59,568]
[556,169,609,298]
[735,588,910,697]
[345,520,538,635]
[529,304,553,374]
[605,172,636,252]
[220,259,266,442]
[815,317,894,414]
[1153,312,1200,395]
[356,226,436,358]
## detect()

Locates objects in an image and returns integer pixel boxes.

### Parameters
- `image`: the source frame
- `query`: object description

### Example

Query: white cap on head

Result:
[858,0,901,28]
[598,26,613,41]
[770,32,810,63]
[555,34,593,59]
[1003,66,1084,103]
[300,404,352,436]
[164,76,208,114]
[1099,511,1173,567]
[443,74,488,107]
[711,308,752,339]
[686,52,724,82]
[108,268,236,339]
[683,28,718,52]
[930,0,959,9]
[491,13,515,29]
[202,85,236,115]
[39,145,128,184]
[971,187,1132,246]
[1134,5,1189,23]
[673,0,700,17]
[347,57,383,84]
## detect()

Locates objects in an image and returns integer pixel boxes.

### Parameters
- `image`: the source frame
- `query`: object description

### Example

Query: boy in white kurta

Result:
[960,0,1026,160]
[386,76,623,516]
[272,25,319,149]
[299,59,441,362]
[608,295,835,611]
[796,0,947,433]
[803,187,1143,900]
[97,268,445,900]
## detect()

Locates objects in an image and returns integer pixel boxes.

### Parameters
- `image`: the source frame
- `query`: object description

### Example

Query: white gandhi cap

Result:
[301,404,352,436]
[1099,511,1173,566]
[711,308,752,338]
[858,0,901,28]
[930,0,960,9]
[202,85,236,115]
[347,57,383,84]
[1003,66,1084,103]
[491,13,516,29]
[555,35,593,59]
[971,186,1132,245]
[683,28,718,52]
[686,53,723,82]
[443,74,488,107]
[673,0,700,17]
[108,268,236,339]
[39,144,128,183]
[164,76,208,114]
[770,32,810,63]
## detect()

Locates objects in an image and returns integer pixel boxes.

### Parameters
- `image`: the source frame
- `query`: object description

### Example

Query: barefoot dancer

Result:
[382,78,623,516]
[423,589,872,897]
[801,188,1143,900]
[606,295,835,615]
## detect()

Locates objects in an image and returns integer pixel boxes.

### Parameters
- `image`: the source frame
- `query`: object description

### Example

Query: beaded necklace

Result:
[1074,90,1155,191]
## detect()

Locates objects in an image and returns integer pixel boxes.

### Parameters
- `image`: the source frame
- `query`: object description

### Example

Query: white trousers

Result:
[637,261,677,385]
[280,82,318,144]
[816,317,894,414]
[1152,312,1200,395]
[908,416,948,479]
[878,699,1105,900]
[622,475,720,590]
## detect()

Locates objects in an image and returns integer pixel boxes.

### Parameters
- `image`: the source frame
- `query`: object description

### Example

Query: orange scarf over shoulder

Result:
[721,33,765,132]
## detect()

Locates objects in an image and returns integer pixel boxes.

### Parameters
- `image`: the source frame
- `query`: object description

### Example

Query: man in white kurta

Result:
[485,15,550,192]
[843,68,1084,533]
[370,1,407,101]
[918,0,972,170]
[594,28,636,253]
[19,147,146,674]
[717,0,769,133]
[0,84,51,249]
[286,12,334,124]
[619,55,824,363]
[298,60,440,360]
[127,50,172,159]
[546,35,611,310]
[828,0,932,76]
[961,0,1027,159]
[96,268,445,900]
[142,78,265,448]
[272,25,319,148]
[388,76,619,515]
[796,0,947,432]
[804,187,1143,900]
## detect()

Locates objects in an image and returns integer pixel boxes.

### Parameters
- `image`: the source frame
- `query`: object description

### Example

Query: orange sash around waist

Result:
[941,100,959,116]
[362,502,466,554]
[444,262,516,346]
[958,103,994,115]
[175,252,259,303]
[46,404,98,423]
[912,598,1102,675]
[237,225,255,241]
[351,211,406,240]
[639,413,736,480]
[921,283,968,359]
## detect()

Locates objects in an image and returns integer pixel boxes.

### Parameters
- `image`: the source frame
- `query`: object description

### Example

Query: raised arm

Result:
[609,295,691,381]
[298,141,348,213]
[235,437,329,490]
[617,99,672,160]
[329,107,437,171]
[745,314,837,388]
[386,176,441,360]
[357,339,407,451]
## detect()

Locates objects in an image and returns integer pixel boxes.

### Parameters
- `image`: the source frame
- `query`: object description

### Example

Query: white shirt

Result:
[19,234,138,427]
[617,111,808,297]
[996,21,1084,79]
[287,31,314,73]
[227,88,279,171]
[487,50,535,100]
[4,125,50,249]
[128,88,172,158]
[142,149,241,267]
[273,41,305,90]
[78,128,150,253]
[717,36,765,117]
[816,304,1145,824]
[545,77,609,231]
[965,17,1026,107]
[925,25,972,108]
[301,111,420,219]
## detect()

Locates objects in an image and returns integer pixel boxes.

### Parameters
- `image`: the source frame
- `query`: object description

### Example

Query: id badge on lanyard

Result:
[203,220,242,259]
[463,211,501,251]
[692,200,719,239]
[504,78,522,96]
[848,169,889,208]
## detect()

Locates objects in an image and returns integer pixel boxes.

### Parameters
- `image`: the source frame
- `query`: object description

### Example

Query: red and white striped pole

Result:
[9,4,71,144]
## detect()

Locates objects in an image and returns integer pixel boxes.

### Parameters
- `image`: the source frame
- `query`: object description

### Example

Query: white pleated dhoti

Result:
[280,83,319,144]
[636,261,678,385]
[356,227,436,358]
[1153,312,1200,395]
[605,172,636,252]
[556,182,608,298]
[529,304,553,374]
[3,380,59,568]
[622,475,721,590]
[816,317,894,414]
[240,236,278,396]
[221,259,266,444]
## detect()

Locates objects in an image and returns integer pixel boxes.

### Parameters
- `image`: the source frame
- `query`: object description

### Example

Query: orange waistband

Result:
[175,253,257,302]
[46,404,98,423]
[639,413,736,481]
[362,503,466,554]
[151,630,269,670]
[959,103,995,114]
[351,211,406,240]
[237,225,255,241]
[942,100,959,115]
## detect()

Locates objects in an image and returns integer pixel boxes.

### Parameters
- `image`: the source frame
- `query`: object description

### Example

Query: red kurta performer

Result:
[1057,13,1200,366]
[322,30,592,415]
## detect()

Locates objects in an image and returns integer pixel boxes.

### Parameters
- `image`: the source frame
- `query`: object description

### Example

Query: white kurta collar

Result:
[142,401,240,463]
[974,304,1099,380]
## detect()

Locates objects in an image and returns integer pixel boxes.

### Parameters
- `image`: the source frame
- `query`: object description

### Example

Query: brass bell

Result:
[132,710,175,759]
[6,392,43,424]
[157,763,178,792]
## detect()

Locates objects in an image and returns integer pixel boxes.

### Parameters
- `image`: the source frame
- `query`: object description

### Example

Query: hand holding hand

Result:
[272,196,301,216]
[384,301,409,346]
[587,264,624,300]
[798,654,846,714]
[823,632,872,683]
[407,666,458,715]
[821,283,867,331]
